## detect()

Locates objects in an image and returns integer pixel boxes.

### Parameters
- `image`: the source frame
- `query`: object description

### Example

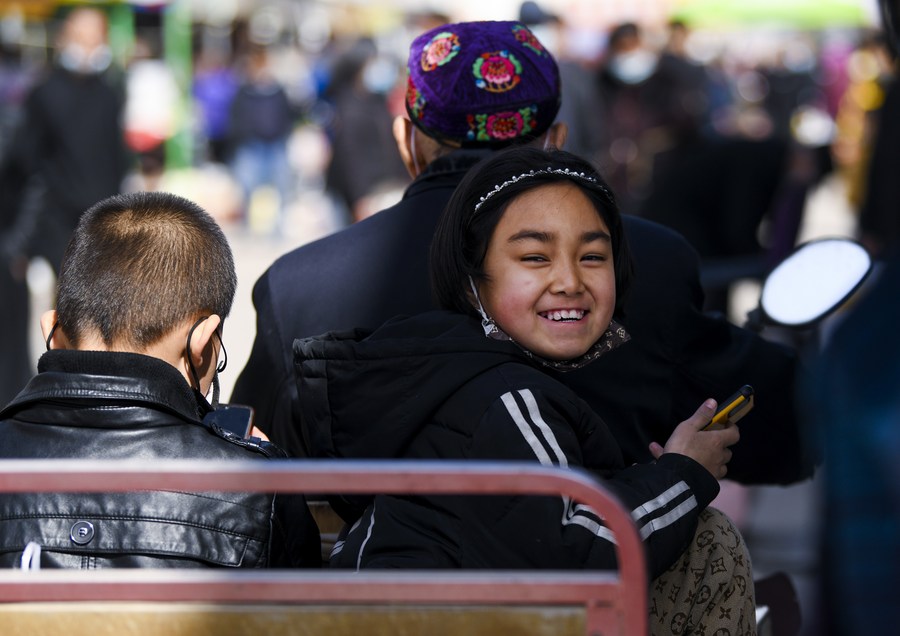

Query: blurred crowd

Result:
[2,5,900,633]
[0,0,894,401]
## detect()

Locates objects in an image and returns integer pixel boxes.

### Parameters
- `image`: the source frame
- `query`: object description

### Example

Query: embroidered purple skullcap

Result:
[405,21,561,147]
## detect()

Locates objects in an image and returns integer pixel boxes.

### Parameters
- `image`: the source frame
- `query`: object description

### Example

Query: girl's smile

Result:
[478,182,616,361]
[539,308,587,321]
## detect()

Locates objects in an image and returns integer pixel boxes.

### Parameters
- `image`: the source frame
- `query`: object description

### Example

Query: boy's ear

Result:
[41,310,68,350]
[187,314,222,366]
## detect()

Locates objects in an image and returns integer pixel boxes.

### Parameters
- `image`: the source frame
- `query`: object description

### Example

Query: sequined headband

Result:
[473,167,601,213]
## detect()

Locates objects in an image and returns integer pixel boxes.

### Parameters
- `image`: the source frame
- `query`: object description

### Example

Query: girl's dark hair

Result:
[430,146,633,320]
[56,191,236,349]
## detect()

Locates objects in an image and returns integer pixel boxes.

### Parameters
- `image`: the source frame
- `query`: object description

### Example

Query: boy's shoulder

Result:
[202,422,290,459]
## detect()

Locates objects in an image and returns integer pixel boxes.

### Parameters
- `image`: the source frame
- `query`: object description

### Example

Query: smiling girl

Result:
[295,146,756,635]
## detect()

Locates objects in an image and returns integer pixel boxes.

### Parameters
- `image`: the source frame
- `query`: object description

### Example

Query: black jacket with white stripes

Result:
[294,310,719,578]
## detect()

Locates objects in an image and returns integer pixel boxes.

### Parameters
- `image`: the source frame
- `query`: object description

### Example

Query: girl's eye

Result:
[582,253,608,262]
[521,255,548,262]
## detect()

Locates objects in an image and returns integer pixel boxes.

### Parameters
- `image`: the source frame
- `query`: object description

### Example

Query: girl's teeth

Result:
[546,310,583,321]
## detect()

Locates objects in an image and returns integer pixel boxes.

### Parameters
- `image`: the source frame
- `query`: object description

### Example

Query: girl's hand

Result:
[648,399,740,480]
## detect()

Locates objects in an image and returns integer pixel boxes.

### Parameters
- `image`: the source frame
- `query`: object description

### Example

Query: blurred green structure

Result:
[671,0,870,30]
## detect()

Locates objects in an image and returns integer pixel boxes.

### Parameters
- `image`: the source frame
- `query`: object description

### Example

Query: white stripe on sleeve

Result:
[501,390,615,543]
[356,503,376,572]
[501,391,553,466]
[632,481,691,524]
[498,388,698,545]
[638,495,698,540]
[519,389,569,468]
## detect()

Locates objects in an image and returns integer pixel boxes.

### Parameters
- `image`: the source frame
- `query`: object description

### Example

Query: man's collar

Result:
[417,148,494,180]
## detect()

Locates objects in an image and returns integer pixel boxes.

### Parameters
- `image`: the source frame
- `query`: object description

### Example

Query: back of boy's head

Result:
[430,146,632,319]
[405,20,561,147]
[56,191,236,349]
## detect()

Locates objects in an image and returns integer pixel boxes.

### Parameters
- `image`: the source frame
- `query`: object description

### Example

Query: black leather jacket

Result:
[0,350,320,569]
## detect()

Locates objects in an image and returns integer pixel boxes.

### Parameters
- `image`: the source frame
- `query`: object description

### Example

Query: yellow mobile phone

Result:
[705,385,754,430]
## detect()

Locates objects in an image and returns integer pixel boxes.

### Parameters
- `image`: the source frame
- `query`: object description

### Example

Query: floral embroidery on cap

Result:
[512,24,547,56]
[405,21,560,146]
[472,50,522,93]
[421,31,461,71]
[467,105,538,142]
[406,75,426,120]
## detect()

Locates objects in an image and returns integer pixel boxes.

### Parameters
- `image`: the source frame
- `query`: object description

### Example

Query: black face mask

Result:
[185,316,227,412]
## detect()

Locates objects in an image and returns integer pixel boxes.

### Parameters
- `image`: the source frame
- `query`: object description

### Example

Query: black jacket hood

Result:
[294,311,528,459]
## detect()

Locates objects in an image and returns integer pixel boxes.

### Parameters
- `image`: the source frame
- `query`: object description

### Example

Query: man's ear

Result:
[187,314,222,368]
[544,122,568,151]
[40,310,68,350]
[393,116,421,179]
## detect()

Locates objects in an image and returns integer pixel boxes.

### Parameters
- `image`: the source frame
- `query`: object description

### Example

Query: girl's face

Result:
[478,182,616,361]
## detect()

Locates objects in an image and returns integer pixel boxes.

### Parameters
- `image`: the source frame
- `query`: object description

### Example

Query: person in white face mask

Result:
[597,20,801,318]
[0,6,129,277]
[595,22,665,213]
[596,21,711,216]
[604,23,659,86]
[56,8,112,76]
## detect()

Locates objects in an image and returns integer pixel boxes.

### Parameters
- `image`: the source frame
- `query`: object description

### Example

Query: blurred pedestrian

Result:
[811,245,900,635]
[830,31,894,218]
[596,21,676,213]
[857,74,900,257]
[193,48,239,165]
[228,45,297,234]
[0,6,128,403]
[0,185,31,405]
[1,6,128,275]
[810,2,900,633]
[596,22,804,313]
[322,37,408,223]
[0,37,34,405]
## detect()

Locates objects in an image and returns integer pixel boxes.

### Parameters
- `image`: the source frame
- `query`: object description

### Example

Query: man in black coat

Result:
[2,7,128,275]
[232,20,811,485]
[1,8,128,403]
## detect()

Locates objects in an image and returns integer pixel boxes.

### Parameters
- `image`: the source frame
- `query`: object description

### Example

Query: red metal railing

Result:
[0,459,648,635]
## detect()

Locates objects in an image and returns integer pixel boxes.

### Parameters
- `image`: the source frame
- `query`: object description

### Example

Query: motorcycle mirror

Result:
[758,238,872,328]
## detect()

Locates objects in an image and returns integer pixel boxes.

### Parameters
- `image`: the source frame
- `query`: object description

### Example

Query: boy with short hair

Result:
[0,191,320,569]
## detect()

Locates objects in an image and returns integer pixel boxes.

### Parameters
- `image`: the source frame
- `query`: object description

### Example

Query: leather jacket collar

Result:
[1,350,207,428]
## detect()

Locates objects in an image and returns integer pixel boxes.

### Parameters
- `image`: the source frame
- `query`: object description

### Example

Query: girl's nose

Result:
[550,260,585,294]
